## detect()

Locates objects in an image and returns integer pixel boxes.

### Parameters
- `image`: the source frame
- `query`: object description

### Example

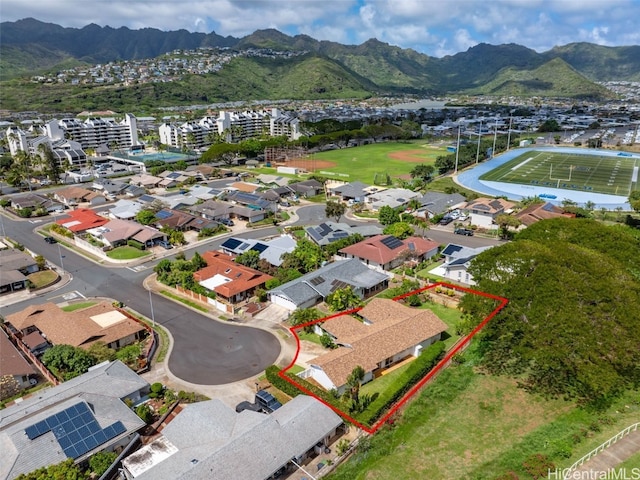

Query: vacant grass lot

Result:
[309,141,447,184]
[106,246,151,260]
[480,150,639,196]
[327,355,640,480]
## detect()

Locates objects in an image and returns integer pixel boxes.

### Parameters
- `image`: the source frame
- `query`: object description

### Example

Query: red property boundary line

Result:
[278,282,508,434]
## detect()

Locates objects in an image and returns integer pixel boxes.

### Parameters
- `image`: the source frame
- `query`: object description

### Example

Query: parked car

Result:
[454,228,474,236]
[220,218,235,226]
[439,216,454,225]
[44,236,57,244]
[255,390,282,413]
[158,240,173,249]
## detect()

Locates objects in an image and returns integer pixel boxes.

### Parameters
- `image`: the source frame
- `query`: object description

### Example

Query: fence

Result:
[564,423,640,478]
[0,323,59,386]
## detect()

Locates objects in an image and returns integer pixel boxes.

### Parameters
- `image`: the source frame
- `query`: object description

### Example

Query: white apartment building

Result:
[54,113,140,149]
[158,108,301,150]
[6,126,88,169]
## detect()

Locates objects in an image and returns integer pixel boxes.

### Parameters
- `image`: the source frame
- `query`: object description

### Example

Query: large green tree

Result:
[326,286,362,312]
[461,218,640,407]
[378,205,401,225]
[41,345,97,381]
[326,200,346,222]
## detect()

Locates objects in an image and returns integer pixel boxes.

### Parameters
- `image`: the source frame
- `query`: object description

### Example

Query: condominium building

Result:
[158,108,301,150]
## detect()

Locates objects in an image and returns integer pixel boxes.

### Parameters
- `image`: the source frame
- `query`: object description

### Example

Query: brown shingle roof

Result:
[5,302,145,349]
[0,330,35,377]
[311,298,448,388]
[339,235,439,266]
[515,202,571,226]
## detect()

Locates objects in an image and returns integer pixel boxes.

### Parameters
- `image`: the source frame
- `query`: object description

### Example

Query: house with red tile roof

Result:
[194,251,273,311]
[305,298,448,393]
[5,301,147,351]
[56,208,109,233]
[338,235,439,271]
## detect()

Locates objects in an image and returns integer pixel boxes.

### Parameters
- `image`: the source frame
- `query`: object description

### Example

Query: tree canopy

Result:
[460,218,640,407]
[41,345,97,381]
[326,200,346,222]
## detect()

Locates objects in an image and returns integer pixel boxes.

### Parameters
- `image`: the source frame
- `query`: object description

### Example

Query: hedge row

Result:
[265,365,346,410]
[127,239,145,250]
[355,341,445,426]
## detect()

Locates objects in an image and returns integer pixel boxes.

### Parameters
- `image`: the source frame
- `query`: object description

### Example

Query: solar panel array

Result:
[309,276,325,286]
[24,402,126,459]
[222,238,242,250]
[155,210,173,220]
[380,236,403,250]
[251,243,268,253]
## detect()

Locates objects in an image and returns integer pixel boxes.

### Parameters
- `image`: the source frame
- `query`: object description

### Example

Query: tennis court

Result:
[480,150,639,196]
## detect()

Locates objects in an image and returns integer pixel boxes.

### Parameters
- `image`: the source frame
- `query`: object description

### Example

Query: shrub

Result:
[356,342,445,425]
[149,382,164,399]
[135,404,153,424]
[127,239,145,250]
[522,454,554,480]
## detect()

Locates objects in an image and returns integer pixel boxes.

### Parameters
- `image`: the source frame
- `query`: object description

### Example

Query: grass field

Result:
[299,141,448,184]
[480,150,640,196]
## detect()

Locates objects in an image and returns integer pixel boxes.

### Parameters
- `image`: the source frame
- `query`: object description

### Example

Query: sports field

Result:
[287,142,447,184]
[480,150,640,196]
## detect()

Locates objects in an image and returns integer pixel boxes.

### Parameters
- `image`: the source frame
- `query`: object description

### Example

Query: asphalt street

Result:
[0,202,499,385]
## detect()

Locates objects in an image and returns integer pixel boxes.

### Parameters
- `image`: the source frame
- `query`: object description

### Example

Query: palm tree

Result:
[346,365,365,405]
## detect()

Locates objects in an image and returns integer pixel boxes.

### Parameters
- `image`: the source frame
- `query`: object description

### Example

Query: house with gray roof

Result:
[121,395,343,480]
[187,200,234,221]
[288,179,323,197]
[269,258,390,311]
[434,243,493,285]
[328,181,369,202]
[367,187,421,211]
[417,192,467,218]
[220,234,296,267]
[109,199,145,220]
[0,361,147,480]
[305,221,382,246]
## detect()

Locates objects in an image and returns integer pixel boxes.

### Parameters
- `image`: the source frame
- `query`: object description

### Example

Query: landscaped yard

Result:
[160,290,209,312]
[106,246,151,260]
[61,301,98,312]
[27,270,58,289]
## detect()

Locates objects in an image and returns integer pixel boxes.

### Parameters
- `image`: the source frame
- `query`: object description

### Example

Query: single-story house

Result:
[0,361,148,479]
[437,243,493,285]
[232,205,267,223]
[305,298,448,393]
[92,178,129,197]
[288,179,323,197]
[268,258,390,311]
[56,208,109,233]
[0,330,36,396]
[109,199,145,220]
[228,181,261,194]
[338,235,439,270]
[94,219,166,248]
[260,186,292,202]
[327,181,369,203]
[0,269,29,294]
[194,251,273,307]
[367,188,421,211]
[121,395,343,480]
[0,249,39,275]
[220,234,296,267]
[5,301,147,351]
[255,174,290,188]
[463,197,516,228]
[187,200,234,222]
[153,208,199,231]
[515,202,572,227]
[417,192,467,218]
[54,186,106,207]
[128,173,163,188]
[10,193,63,212]
[226,191,276,212]
[305,222,382,247]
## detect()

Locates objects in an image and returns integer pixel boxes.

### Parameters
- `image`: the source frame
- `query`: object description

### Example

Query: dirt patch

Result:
[278,158,338,172]
[388,149,433,162]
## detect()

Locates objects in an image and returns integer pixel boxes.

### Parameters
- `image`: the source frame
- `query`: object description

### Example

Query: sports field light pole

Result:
[148,289,156,328]
[475,121,482,164]
[492,118,499,157]
[454,124,461,174]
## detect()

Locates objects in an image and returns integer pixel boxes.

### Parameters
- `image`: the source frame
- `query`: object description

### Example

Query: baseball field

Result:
[283,141,448,183]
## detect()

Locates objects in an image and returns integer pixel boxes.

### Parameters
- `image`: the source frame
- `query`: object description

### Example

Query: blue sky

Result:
[3,0,639,57]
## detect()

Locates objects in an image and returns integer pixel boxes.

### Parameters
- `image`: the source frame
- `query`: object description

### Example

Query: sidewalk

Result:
[571,429,640,476]
[140,274,300,409]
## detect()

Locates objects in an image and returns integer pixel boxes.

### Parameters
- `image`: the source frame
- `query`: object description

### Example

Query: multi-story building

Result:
[158,108,301,150]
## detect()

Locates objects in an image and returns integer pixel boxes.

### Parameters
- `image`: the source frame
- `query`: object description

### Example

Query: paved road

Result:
[1,213,281,385]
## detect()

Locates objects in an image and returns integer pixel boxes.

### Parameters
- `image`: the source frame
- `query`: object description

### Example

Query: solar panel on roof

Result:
[542,203,556,211]
[309,276,325,286]
[251,243,268,253]
[24,402,128,460]
[222,238,242,250]
[332,231,349,239]
[155,210,173,219]
[381,236,403,249]
[408,242,415,251]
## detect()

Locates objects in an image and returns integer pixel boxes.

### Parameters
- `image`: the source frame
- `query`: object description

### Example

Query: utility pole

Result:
[454,124,461,174]
[492,118,499,157]
[475,121,482,164]
[506,117,513,151]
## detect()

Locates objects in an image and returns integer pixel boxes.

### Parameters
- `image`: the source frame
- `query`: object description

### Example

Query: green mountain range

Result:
[1,18,636,111]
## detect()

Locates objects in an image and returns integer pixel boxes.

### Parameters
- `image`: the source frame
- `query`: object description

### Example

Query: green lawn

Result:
[427,176,480,197]
[327,358,640,480]
[480,150,639,196]
[311,141,447,184]
[61,301,98,312]
[27,270,58,288]
[418,301,463,350]
[617,451,640,469]
[106,246,151,260]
